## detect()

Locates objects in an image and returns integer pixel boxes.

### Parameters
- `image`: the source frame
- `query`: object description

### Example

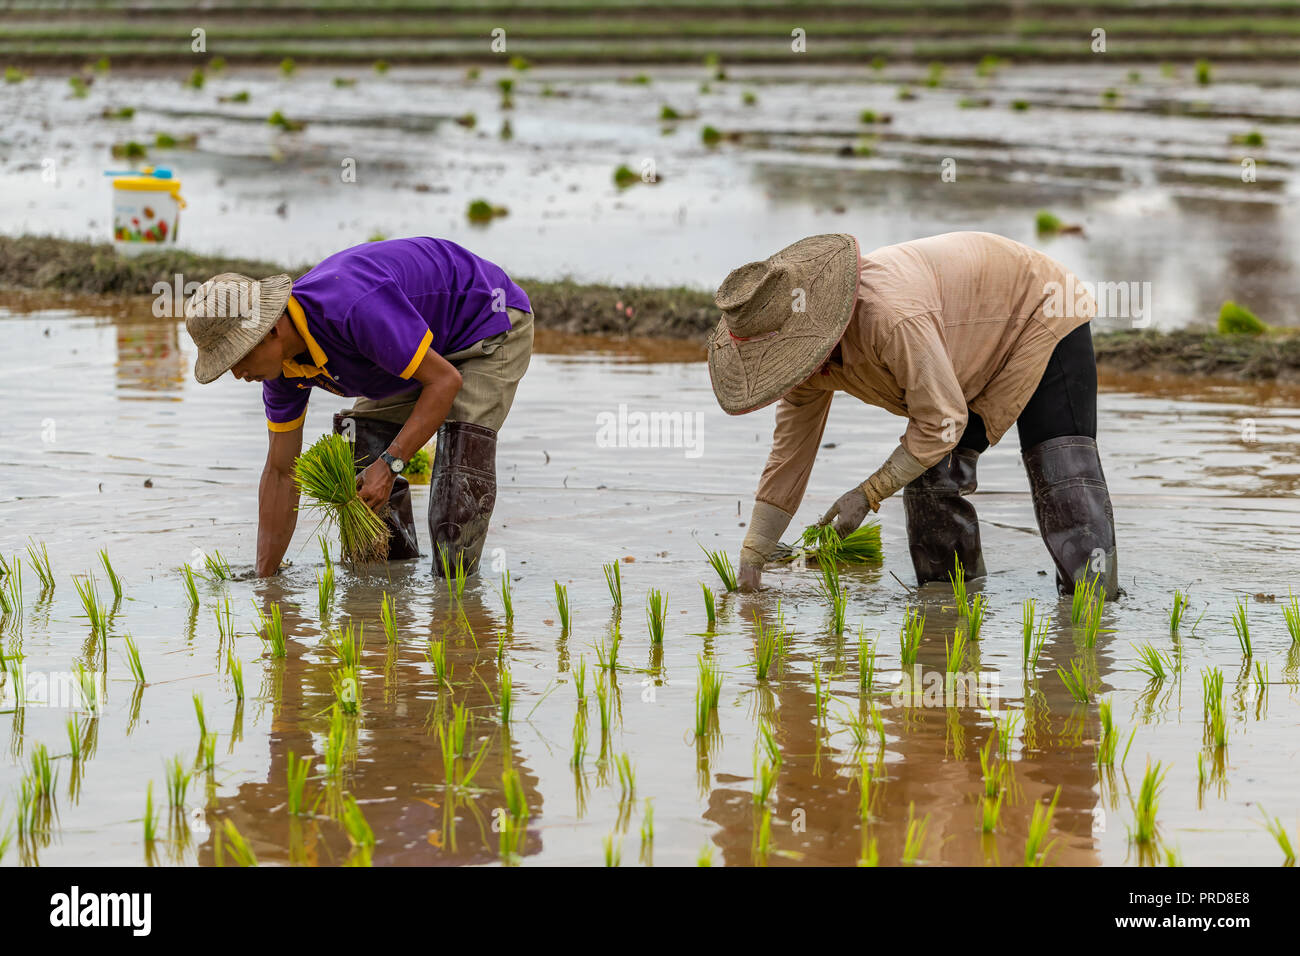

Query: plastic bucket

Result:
[109,166,186,254]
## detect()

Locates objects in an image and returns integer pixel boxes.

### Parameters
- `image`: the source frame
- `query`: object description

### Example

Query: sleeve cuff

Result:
[399,329,434,379]
[267,412,306,433]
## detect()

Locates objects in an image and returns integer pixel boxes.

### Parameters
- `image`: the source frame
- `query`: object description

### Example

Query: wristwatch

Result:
[379,451,406,475]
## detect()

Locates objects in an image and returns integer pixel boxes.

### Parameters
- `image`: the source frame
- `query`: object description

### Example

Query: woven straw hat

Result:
[707,234,860,415]
[184,272,293,384]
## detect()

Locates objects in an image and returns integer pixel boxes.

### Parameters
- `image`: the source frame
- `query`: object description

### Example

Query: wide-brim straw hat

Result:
[184,272,293,384]
[707,234,860,415]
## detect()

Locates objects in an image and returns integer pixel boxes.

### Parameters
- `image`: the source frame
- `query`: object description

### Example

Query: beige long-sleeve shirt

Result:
[755,231,1096,515]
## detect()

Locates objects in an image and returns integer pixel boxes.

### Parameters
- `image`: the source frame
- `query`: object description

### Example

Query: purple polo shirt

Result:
[262,237,531,430]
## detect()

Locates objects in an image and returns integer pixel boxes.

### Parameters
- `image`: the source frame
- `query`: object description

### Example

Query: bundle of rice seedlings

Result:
[778,522,883,567]
[293,434,389,564]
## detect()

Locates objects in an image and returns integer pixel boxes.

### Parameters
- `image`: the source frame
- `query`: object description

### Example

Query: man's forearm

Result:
[386,379,459,462]
[256,467,299,576]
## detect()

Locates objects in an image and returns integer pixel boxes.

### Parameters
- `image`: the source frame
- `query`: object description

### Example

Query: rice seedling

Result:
[500,570,514,626]
[1231,600,1252,657]
[603,833,622,867]
[858,836,880,867]
[701,545,738,592]
[427,640,450,687]
[1284,590,1300,644]
[574,654,588,704]
[554,582,571,632]
[73,575,107,635]
[901,803,930,865]
[899,607,924,668]
[255,601,286,658]
[980,790,1004,834]
[499,767,529,863]
[193,692,207,741]
[753,808,774,865]
[380,591,397,644]
[142,783,158,845]
[98,550,123,605]
[1128,760,1169,845]
[596,622,622,672]
[286,751,313,816]
[227,650,245,702]
[1170,589,1190,634]
[858,630,877,694]
[182,564,199,610]
[25,540,54,592]
[1132,642,1175,682]
[1261,809,1296,866]
[203,550,233,581]
[323,705,348,779]
[570,710,588,768]
[812,659,827,723]
[1057,657,1091,703]
[30,743,55,799]
[341,794,375,865]
[214,597,234,642]
[65,715,82,763]
[615,753,636,798]
[820,567,848,636]
[949,554,969,616]
[1097,697,1120,767]
[967,594,987,642]
[199,732,216,774]
[639,800,654,865]
[1254,660,1269,705]
[701,583,716,628]
[2,558,20,617]
[797,522,883,566]
[123,633,145,684]
[856,756,881,821]
[215,819,257,867]
[164,755,190,809]
[499,663,513,726]
[317,565,335,622]
[697,844,714,866]
[945,628,968,675]
[646,588,667,644]
[438,546,467,598]
[74,660,99,711]
[603,560,622,607]
[1021,600,1048,670]
[294,433,390,563]
[753,612,779,681]
[694,655,723,738]
[1071,575,1099,624]
[1024,787,1061,866]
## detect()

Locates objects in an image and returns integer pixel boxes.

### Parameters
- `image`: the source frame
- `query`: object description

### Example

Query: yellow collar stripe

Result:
[281,295,333,379]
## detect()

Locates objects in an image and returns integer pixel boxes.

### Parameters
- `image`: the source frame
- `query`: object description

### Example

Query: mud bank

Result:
[3,234,1298,380]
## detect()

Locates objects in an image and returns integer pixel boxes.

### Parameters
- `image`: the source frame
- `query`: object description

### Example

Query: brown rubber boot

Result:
[903,448,988,587]
[1021,436,1119,599]
[332,413,421,561]
[428,421,497,577]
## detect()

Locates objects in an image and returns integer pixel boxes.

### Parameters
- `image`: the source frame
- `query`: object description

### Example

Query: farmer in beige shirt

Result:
[709,231,1118,598]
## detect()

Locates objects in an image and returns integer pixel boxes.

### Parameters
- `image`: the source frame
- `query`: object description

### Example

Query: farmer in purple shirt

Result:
[183,237,534,577]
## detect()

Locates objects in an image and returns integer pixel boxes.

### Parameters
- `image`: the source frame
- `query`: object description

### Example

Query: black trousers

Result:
[957,321,1097,453]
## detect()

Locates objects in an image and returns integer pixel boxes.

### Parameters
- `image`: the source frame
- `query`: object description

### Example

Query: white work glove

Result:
[820,444,928,535]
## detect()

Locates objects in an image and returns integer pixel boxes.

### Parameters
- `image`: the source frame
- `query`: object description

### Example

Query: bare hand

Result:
[357,459,395,513]
[739,562,762,592]
[819,486,877,537]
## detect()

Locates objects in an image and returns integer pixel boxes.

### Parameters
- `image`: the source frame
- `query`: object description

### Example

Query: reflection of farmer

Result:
[709,232,1118,598]
[183,238,533,577]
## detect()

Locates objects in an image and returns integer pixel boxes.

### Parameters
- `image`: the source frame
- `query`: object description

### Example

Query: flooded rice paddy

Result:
[3,62,1300,327]
[1,299,1299,866]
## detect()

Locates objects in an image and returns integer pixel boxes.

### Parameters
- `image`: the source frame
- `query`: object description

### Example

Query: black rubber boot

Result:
[903,448,988,587]
[428,421,498,577]
[1021,436,1119,599]
[332,413,421,561]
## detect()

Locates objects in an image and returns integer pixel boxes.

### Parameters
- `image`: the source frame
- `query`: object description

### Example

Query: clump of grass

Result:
[202,551,233,581]
[694,655,722,738]
[1283,590,1300,644]
[1218,301,1266,335]
[182,565,199,610]
[317,565,335,622]
[1231,600,1252,657]
[1169,589,1189,634]
[255,601,286,658]
[554,582,571,633]
[164,755,190,809]
[967,593,987,641]
[500,569,514,626]
[753,612,779,680]
[596,622,622,672]
[701,545,738,592]
[294,434,390,563]
[646,588,667,644]
[1057,657,1091,702]
[1024,787,1061,866]
[73,575,107,635]
[1203,666,1227,748]
[380,591,397,645]
[25,540,54,591]
[228,650,245,702]
[1260,809,1296,866]
[123,633,145,684]
[427,640,450,686]
[899,607,924,668]
[1021,600,1047,670]
[901,803,930,865]
[1128,760,1168,845]
[1132,642,1175,681]
[603,560,622,607]
[701,583,716,628]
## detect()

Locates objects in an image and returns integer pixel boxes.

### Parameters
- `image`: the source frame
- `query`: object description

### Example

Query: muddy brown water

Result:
[3,62,1300,327]
[1,301,1299,866]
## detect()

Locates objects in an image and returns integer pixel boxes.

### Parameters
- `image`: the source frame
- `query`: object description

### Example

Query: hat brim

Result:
[191,276,292,384]
[707,234,860,415]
